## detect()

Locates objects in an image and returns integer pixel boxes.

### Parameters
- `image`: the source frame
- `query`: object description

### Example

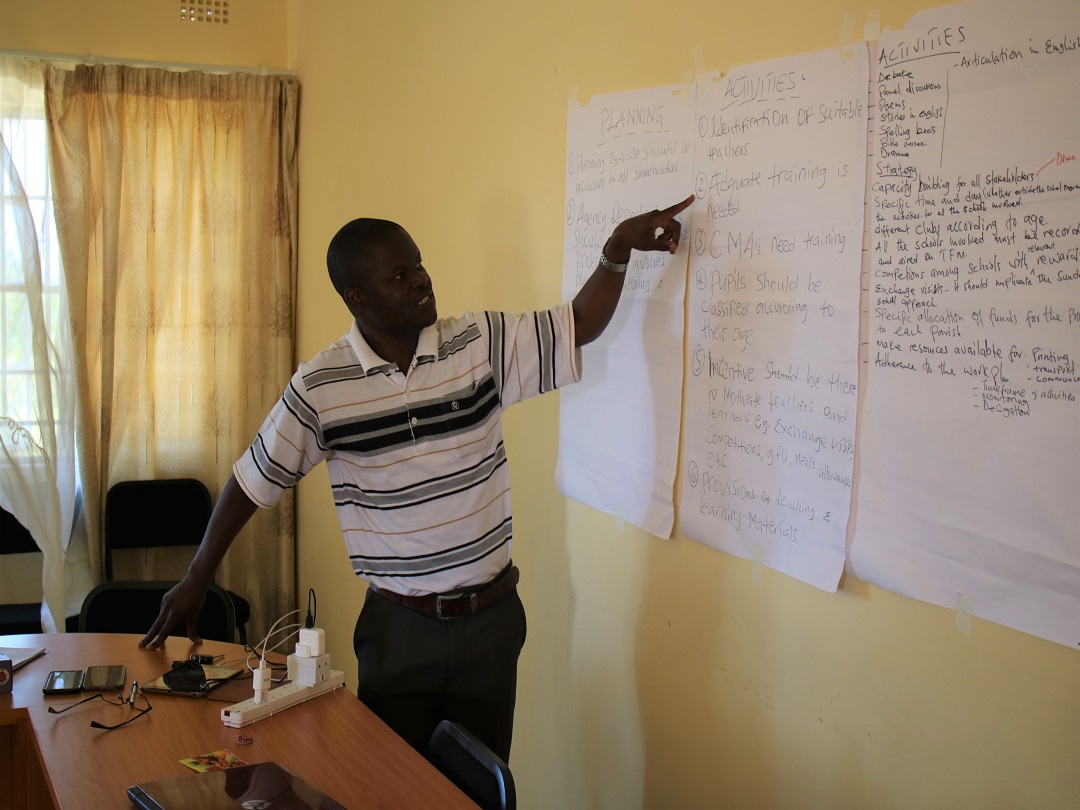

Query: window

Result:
[1,92,65,454]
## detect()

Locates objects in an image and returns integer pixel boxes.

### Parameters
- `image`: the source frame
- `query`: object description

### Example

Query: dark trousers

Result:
[353,585,527,762]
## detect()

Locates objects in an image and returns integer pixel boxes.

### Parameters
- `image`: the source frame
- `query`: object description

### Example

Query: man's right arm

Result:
[139,474,259,649]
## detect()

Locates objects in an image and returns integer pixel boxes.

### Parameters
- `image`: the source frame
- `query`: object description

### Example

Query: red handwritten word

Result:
[1036,151,1076,176]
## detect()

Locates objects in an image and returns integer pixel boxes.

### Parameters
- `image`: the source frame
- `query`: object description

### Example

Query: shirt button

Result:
[411,417,418,425]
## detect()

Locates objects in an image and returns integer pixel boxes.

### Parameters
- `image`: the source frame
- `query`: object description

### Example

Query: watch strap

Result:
[600,252,628,273]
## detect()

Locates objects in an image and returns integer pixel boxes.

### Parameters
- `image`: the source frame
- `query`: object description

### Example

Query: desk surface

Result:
[1,633,479,809]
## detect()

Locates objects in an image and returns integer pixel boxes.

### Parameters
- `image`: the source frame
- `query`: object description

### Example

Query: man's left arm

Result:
[571,194,694,346]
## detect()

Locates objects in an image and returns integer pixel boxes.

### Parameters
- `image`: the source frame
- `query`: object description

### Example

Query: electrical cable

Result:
[305,588,317,629]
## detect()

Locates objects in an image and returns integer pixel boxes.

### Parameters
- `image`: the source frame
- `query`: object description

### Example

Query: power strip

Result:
[220,670,346,728]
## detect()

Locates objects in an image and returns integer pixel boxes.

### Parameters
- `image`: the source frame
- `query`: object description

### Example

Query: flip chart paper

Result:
[557,84,695,538]
[554,0,1079,649]
[850,0,1080,647]
[678,48,869,591]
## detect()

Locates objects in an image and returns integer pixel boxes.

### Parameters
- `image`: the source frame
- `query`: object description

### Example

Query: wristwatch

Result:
[599,252,628,273]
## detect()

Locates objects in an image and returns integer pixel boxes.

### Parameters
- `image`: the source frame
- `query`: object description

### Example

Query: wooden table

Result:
[0,633,479,809]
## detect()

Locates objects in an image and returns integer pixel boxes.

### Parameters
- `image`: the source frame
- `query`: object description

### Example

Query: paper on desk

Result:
[0,646,47,670]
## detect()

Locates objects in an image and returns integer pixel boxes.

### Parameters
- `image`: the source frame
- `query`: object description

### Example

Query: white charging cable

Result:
[251,609,303,703]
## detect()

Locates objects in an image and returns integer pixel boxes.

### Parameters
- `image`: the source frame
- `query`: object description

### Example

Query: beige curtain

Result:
[44,64,299,641]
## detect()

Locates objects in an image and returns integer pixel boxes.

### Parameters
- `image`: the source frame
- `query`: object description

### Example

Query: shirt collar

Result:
[414,324,438,362]
[345,321,439,375]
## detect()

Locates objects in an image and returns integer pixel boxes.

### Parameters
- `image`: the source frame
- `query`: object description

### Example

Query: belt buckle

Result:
[435,592,478,619]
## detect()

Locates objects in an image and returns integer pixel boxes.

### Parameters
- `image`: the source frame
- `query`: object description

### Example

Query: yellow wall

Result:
[0,0,291,68]
[6,1,1080,808]
[292,2,1080,808]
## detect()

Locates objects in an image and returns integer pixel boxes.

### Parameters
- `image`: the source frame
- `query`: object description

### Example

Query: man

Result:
[140,195,694,760]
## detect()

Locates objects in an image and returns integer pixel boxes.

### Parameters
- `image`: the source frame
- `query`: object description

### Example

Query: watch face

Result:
[0,668,10,688]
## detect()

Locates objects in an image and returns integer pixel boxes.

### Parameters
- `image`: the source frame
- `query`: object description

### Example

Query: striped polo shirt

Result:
[234,303,580,596]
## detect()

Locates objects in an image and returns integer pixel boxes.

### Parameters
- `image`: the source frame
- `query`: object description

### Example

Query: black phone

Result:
[83,665,126,691]
[43,669,84,695]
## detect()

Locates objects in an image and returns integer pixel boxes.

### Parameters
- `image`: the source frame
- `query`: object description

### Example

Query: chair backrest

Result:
[428,720,516,810]
[1,505,39,554]
[104,479,212,580]
[0,507,45,634]
[78,581,236,642]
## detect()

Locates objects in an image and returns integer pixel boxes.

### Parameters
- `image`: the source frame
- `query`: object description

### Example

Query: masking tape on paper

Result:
[693,46,708,93]
[615,505,625,534]
[955,593,973,635]
[677,68,694,98]
[836,13,856,57]
[751,542,764,585]
[864,10,881,42]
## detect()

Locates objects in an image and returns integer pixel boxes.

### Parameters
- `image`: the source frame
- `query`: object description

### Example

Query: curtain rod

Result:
[0,48,295,77]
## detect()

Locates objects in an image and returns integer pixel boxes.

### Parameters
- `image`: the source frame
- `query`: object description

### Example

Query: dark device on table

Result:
[128,762,347,809]
[84,664,127,691]
[140,659,242,697]
[43,669,84,694]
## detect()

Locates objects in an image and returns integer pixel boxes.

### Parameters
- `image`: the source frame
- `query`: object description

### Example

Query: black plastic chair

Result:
[0,506,44,634]
[104,479,250,643]
[78,580,236,642]
[429,720,516,810]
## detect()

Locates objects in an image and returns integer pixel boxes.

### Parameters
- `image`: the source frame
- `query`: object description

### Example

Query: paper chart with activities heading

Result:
[849,0,1080,647]
[677,47,869,591]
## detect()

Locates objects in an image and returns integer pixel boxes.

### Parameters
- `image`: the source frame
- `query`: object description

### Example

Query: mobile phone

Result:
[43,669,84,695]
[83,665,127,691]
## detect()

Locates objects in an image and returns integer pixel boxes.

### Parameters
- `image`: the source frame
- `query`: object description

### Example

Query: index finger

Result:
[657,194,695,221]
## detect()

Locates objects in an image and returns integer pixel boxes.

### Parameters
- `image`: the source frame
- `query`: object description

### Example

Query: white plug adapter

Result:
[298,627,325,657]
[253,666,271,704]
[287,653,331,687]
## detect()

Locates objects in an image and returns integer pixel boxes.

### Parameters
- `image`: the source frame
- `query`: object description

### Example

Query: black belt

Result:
[373,564,519,620]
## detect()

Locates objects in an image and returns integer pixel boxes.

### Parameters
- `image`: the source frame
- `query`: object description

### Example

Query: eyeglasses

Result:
[47,683,153,730]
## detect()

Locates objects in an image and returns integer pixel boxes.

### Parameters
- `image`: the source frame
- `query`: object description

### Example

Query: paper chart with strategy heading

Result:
[850,0,1080,648]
